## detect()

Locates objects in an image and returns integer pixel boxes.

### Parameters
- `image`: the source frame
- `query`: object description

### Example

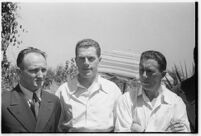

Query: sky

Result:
[6,2,195,74]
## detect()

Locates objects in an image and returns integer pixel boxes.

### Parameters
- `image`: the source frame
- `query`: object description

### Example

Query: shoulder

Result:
[55,82,68,95]
[2,90,12,97]
[2,85,19,97]
[57,82,68,90]
[99,76,121,89]
[99,76,122,95]
[99,76,117,85]
[162,85,184,105]
[2,90,12,105]
[2,86,19,106]
[43,90,60,102]
[116,91,132,106]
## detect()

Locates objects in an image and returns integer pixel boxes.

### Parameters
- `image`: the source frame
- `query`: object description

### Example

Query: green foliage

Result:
[2,58,78,92]
[1,65,19,92]
[65,58,78,80]
[43,58,78,89]
[1,2,24,91]
[1,2,23,57]
[54,65,66,84]
[43,68,55,89]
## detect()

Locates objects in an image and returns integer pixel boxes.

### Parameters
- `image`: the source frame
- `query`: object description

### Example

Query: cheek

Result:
[77,63,84,69]
[151,77,161,85]
[43,72,47,76]
[23,73,35,80]
[93,61,99,67]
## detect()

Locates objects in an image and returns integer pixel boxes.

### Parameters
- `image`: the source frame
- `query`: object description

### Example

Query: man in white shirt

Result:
[56,39,122,132]
[115,50,190,132]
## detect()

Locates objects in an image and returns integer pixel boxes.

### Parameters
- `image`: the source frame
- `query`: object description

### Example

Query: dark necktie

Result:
[30,92,40,119]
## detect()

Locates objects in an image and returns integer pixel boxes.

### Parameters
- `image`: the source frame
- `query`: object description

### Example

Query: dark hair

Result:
[17,47,46,69]
[75,39,101,57]
[140,50,167,72]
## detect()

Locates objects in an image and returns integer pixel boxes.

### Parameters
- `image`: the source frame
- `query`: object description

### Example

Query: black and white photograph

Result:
[1,1,198,134]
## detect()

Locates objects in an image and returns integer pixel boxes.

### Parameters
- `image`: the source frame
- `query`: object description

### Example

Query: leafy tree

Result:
[2,2,23,62]
[1,2,23,91]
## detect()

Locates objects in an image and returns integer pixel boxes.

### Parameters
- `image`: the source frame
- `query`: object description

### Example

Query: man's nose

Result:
[142,71,148,78]
[84,58,89,65]
[36,70,44,78]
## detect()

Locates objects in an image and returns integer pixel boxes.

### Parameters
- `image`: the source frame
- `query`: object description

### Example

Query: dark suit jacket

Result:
[2,85,61,133]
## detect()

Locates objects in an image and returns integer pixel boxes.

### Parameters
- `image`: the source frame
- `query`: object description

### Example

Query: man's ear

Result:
[99,57,102,62]
[161,71,166,78]
[16,67,22,75]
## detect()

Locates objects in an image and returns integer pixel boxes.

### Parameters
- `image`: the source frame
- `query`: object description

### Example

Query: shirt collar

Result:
[138,84,171,104]
[160,85,174,104]
[19,84,41,101]
[68,75,108,95]
[94,75,108,94]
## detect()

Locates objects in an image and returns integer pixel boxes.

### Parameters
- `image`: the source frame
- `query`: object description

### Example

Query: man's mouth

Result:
[141,81,149,85]
[83,68,91,71]
[36,79,43,82]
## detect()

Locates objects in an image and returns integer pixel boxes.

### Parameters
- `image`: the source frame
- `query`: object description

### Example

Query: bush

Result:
[1,65,18,92]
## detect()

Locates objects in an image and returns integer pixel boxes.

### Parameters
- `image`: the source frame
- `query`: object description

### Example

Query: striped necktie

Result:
[30,92,40,119]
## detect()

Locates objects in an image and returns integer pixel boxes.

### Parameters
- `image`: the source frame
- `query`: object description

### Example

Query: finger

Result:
[170,125,185,132]
[170,122,185,127]
[172,127,185,132]
[173,123,185,129]
[170,120,184,125]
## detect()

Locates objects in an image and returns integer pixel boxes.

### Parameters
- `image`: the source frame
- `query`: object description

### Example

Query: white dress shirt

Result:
[55,75,122,132]
[115,84,190,132]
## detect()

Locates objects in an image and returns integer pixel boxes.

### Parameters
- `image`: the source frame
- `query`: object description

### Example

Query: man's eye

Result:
[88,57,95,62]
[78,57,85,61]
[29,69,38,73]
[42,68,47,72]
[146,70,155,76]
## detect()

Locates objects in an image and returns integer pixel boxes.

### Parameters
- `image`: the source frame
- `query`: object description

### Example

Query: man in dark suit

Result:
[2,47,61,132]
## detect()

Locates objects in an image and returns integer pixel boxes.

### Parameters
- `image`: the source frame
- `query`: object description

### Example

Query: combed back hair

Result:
[75,39,101,57]
[17,47,46,69]
[140,50,167,72]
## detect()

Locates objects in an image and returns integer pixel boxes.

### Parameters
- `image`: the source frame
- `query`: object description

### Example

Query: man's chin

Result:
[79,73,93,78]
[83,75,94,79]
[34,83,43,89]
[142,84,152,91]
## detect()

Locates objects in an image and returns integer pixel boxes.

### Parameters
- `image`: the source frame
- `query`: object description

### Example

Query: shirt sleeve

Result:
[114,94,133,132]
[172,96,191,132]
[55,84,73,132]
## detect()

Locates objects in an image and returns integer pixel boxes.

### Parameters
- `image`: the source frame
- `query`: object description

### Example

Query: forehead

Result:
[140,59,159,69]
[22,52,47,67]
[77,47,97,57]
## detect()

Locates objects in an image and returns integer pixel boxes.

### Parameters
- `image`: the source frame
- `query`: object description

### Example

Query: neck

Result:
[78,74,97,88]
[20,81,34,93]
[19,82,39,93]
[143,86,160,101]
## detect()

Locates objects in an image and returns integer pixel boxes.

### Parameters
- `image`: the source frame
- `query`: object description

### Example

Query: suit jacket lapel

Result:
[35,91,54,131]
[7,85,37,132]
